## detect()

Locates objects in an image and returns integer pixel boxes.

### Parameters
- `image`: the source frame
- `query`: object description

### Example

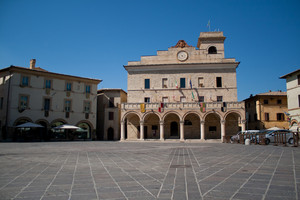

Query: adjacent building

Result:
[244,91,288,130]
[280,69,300,130]
[121,32,246,142]
[97,89,127,140]
[0,59,101,141]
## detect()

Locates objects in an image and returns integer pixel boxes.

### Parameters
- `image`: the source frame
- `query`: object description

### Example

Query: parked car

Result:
[231,130,260,142]
[264,130,292,145]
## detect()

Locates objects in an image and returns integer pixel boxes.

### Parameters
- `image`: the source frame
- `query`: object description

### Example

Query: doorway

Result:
[107,127,114,140]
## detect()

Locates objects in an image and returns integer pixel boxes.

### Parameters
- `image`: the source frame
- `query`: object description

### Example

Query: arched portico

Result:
[143,112,160,139]
[225,112,242,137]
[183,112,201,139]
[163,112,181,140]
[121,112,141,140]
[204,112,221,139]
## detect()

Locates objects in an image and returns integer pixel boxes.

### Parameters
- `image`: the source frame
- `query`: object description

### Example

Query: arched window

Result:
[208,46,217,54]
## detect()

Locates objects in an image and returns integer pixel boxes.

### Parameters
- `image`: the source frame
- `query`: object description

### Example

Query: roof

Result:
[98,88,127,94]
[280,69,300,79]
[0,65,102,84]
[244,91,287,101]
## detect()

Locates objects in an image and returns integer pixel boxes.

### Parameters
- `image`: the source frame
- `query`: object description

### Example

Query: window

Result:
[84,101,91,113]
[66,82,72,91]
[44,98,50,111]
[198,77,204,87]
[265,113,269,121]
[85,85,91,93]
[180,96,186,102]
[162,78,168,88]
[217,96,223,102]
[109,112,114,120]
[109,97,114,108]
[198,96,204,102]
[144,97,150,103]
[0,97,3,109]
[152,125,158,130]
[209,126,217,131]
[216,77,222,87]
[184,120,192,125]
[21,76,29,87]
[277,99,282,104]
[277,113,284,121]
[45,79,52,89]
[19,95,29,110]
[64,100,71,112]
[162,97,169,103]
[264,99,269,104]
[180,78,185,88]
[145,79,150,89]
[208,46,217,54]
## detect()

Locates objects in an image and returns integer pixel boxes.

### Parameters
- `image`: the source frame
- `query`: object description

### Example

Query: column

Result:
[121,120,125,141]
[201,120,205,141]
[140,121,144,140]
[180,121,184,141]
[221,120,226,142]
[242,120,246,132]
[160,121,164,141]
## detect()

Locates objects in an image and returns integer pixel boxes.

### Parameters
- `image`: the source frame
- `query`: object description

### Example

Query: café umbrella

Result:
[53,124,79,130]
[16,122,44,128]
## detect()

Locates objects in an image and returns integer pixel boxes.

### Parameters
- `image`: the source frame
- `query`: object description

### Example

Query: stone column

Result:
[160,121,164,141]
[140,121,144,140]
[242,120,246,132]
[121,120,125,141]
[221,120,226,142]
[180,121,184,141]
[201,120,205,141]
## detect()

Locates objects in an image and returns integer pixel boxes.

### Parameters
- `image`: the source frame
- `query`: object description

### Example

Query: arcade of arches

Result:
[121,111,246,141]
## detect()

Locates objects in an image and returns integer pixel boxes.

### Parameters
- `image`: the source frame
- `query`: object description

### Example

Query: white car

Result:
[264,130,292,145]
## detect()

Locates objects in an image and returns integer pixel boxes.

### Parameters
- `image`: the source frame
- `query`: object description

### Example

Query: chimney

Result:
[30,59,36,69]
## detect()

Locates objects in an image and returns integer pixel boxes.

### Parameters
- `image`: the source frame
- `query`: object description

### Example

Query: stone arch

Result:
[122,111,142,122]
[291,119,298,126]
[35,119,50,141]
[225,111,241,136]
[13,117,33,126]
[143,112,160,139]
[203,111,222,121]
[142,111,161,121]
[208,46,217,54]
[50,119,68,127]
[50,119,68,140]
[183,112,201,139]
[163,112,181,139]
[123,111,141,140]
[76,120,93,140]
[162,111,182,121]
[76,120,94,131]
[35,119,50,128]
[205,112,221,139]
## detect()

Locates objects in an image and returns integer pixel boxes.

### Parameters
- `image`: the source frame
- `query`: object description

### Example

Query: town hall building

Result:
[120,32,246,142]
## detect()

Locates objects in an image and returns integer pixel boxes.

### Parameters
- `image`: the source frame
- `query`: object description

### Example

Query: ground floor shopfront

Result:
[121,102,246,142]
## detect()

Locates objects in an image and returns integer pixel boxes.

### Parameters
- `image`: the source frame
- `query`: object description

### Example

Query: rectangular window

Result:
[66,82,72,91]
[162,78,168,88]
[217,96,223,102]
[216,77,222,87]
[198,77,204,87]
[264,99,269,104]
[277,99,282,104]
[21,76,29,86]
[45,79,52,89]
[144,97,150,103]
[84,101,91,113]
[145,79,150,89]
[109,112,114,120]
[209,126,217,132]
[180,96,186,102]
[85,85,91,93]
[44,98,50,111]
[162,97,169,103]
[19,95,29,109]
[277,113,284,121]
[64,100,71,112]
[180,78,185,88]
[109,97,114,108]
[265,113,269,121]
[198,96,204,102]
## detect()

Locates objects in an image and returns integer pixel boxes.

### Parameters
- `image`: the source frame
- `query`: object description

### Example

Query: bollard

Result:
[245,138,250,145]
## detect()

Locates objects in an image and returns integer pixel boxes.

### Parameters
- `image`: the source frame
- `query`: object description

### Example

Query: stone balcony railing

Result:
[121,101,244,111]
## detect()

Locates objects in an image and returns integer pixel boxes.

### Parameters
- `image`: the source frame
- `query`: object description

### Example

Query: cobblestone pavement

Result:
[0,141,299,200]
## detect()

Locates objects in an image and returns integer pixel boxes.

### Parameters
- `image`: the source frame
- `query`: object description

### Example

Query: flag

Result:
[192,91,195,100]
[140,103,145,113]
[207,20,210,27]
[200,102,206,113]
[175,80,178,89]
[158,102,164,113]
[189,79,192,89]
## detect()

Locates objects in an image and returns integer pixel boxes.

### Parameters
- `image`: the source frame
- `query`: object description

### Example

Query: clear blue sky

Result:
[1,0,299,101]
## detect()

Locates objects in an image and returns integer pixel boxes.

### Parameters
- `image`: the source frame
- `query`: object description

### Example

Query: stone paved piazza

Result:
[0,141,299,200]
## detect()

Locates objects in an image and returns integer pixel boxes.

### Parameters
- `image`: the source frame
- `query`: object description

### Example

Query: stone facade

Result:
[244,91,288,130]
[97,89,127,140]
[121,32,246,142]
[0,60,101,141]
[280,69,300,130]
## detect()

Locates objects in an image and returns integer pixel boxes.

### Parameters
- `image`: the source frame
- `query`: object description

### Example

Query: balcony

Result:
[122,101,244,111]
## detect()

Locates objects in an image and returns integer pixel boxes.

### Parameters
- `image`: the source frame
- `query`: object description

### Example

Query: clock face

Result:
[177,51,188,61]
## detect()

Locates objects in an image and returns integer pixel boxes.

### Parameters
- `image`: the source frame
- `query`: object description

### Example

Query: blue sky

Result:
[0,0,299,101]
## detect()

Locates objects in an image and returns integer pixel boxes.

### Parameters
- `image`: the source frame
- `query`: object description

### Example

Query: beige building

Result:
[121,32,246,142]
[280,69,300,130]
[97,89,127,140]
[0,59,101,141]
[244,91,288,130]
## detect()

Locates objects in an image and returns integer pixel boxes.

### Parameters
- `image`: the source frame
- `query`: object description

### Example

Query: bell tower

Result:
[197,32,226,58]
